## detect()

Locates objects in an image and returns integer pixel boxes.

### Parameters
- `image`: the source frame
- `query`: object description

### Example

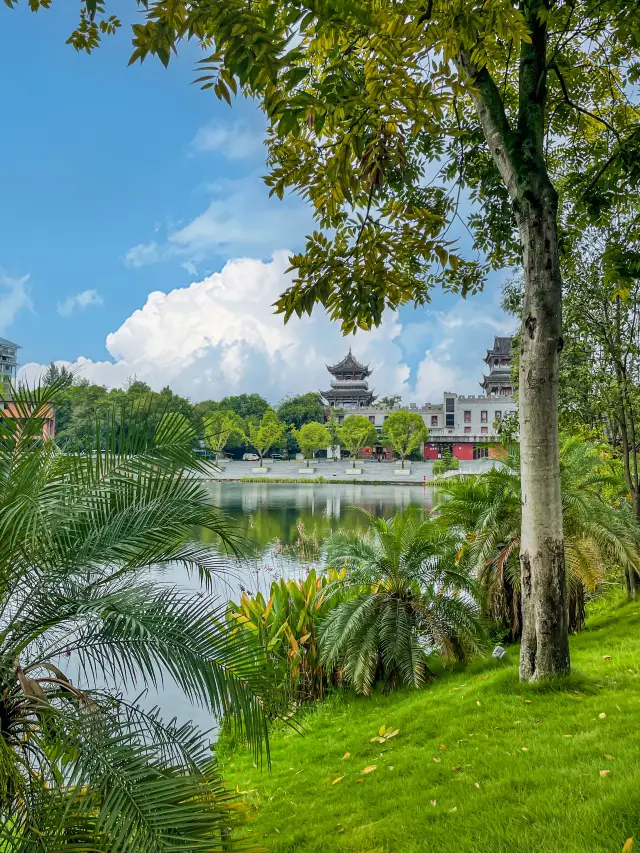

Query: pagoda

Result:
[480,336,514,397]
[321,349,376,408]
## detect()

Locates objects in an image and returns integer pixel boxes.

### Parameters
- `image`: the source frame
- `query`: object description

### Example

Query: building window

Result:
[481,410,488,423]
[445,397,455,412]
[481,426,488,434]
[431,415,438,426]
[369,416,375,423]
[495,411,502,421]
[464,426,471,434]
[446,414,454,427]
[464,410,471,423]
[473,446,489,460]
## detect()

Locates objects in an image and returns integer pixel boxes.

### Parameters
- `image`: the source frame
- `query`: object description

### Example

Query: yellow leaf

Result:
[379,725,386,736]
[439,744,447,750]
[356,778,365,783]
[432,757,441,763]
[448,806,458,814]
[362,765,377,774]
[430,799,437,807]
[599,713,607,719]
[474,782,480,789]
[564,734,573,738]
[603,655,612,660]
[388,765,394,770]
[622,839,634,853]
[386,729,400,739]
[604,754,613,760]
[521,747,529,752]
[332,776,344,785]
[452,765,462,772]
[476,701,481,706]
[600,769,611,777]
[342,752,350,760]
[524,700,532,705]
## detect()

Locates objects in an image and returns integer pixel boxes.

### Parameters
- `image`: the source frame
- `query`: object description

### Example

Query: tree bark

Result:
[517,191,570,681]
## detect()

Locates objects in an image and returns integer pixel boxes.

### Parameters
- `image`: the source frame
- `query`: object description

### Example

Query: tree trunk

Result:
[517,191,570,681]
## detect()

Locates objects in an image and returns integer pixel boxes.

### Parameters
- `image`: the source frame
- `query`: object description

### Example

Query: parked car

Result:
[270,453,285,460]
[242,453,260,462]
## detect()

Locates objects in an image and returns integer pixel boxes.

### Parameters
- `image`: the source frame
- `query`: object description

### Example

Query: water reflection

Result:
[149,484,433,728]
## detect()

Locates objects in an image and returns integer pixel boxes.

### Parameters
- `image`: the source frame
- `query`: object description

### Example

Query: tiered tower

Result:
[480,336,513,397]
[321,349,376,408]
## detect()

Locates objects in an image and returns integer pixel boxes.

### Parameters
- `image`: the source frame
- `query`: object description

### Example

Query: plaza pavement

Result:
[204,457,497,484]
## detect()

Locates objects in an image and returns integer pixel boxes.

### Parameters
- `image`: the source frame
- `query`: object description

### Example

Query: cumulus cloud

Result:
[20,256,515,405]
[21,253,410,403]
[57,289,104,317]
[189,121,265,159]
[0,274,32,333]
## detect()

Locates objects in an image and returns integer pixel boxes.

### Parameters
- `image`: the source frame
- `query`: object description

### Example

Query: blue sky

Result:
[0,2,516,403]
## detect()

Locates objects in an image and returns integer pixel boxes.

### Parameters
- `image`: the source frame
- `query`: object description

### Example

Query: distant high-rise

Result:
[480,336,513,397]
[321,349,377,408]
[0,337,20,381]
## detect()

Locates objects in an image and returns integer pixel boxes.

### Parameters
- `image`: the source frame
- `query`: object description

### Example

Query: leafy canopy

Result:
[244,408,287,460]
[291,420,330,463]
[338,415,377,460]
[22,0,639,332]
[382,410,428,465]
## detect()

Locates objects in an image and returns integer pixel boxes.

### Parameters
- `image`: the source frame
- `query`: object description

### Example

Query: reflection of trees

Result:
[199,484,435,559]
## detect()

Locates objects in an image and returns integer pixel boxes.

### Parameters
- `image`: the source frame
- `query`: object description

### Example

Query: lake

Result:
[143,483,436,730]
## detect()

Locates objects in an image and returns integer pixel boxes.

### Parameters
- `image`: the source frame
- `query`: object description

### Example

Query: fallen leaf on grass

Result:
[388,766,394,770]
[332,776,345,785]
[362,765,377,774]
[370,726,400,743]
[600,769,611,777]
[622,838,634,853]
[599,713,607,719]
[476,700,481,706]
[521,747,529,752]
[342,752,350,760]
[448,807,458,814]
[476,675,488,681]
[432,757,441,763]
[356,778,365,783]
[474,782,480,789]
[564,734,573,738]
[439,744,447,750]
[603,655,612,660]
[604,754,614,760]
[524,700,532,705]
[452,765,462,772]
[430,800,437,807]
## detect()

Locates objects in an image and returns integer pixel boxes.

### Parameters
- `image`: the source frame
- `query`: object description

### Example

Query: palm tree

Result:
[0,381,270,852]
[435,437,640,638]
[320,508,483,696]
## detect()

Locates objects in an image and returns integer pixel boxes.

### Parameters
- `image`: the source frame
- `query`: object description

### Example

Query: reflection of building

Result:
[321,350,377,408]
[480,336,513,397]
[0,337,20,381]
[323,337,516,462]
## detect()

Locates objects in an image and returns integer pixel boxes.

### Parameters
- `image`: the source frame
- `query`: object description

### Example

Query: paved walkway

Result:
[203,458,497,484]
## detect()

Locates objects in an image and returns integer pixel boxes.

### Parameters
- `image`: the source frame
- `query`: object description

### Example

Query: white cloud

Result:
[21,253,410,403]
[123,174,314,269]
[20,257,515,406]
[190,121,265,159]
[57,289,103,318]
[124,242,161,269]
[0,274,32,333]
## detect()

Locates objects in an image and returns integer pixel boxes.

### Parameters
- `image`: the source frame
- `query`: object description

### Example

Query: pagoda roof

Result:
[483,336,512,363]
[0,337,20,349]
[326,348,371,376]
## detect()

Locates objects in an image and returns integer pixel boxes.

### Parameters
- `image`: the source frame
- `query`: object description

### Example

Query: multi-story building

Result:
[0,337,20,381]
[480,336,514,396]
[322,336,516,461]
[320,349,377,408]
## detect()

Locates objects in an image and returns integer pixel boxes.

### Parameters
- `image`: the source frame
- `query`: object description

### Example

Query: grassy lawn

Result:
[220,599,640,853]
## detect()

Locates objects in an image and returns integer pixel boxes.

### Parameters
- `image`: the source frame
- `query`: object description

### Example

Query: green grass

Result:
[220,599,640,853]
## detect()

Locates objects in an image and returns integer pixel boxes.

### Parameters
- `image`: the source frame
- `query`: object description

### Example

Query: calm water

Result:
[128,484,435,730]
